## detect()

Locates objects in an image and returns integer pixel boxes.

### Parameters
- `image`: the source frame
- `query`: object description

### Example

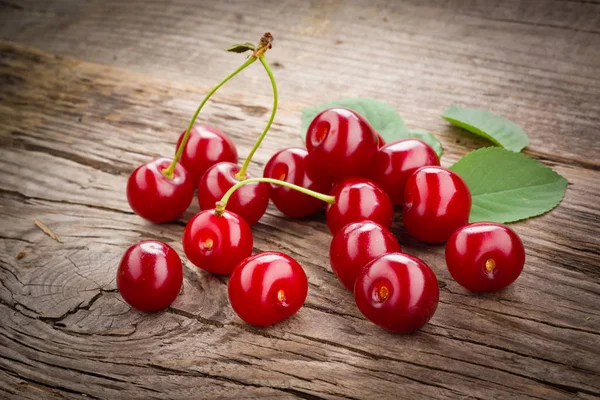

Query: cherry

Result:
[228,252,308,326]
[182,208,253,275]
[402,166,471,243]
[263,147,332,218]
[376,132,386,149]
[446,222,525,292]
[368,139,440,206]
[198,162,271,226]
[176,125,238,185]
[326,177,394,235]
[354,253,439,333]
[330,221,401,291]
[117,240,183,312]
[306,108,378,180]
[127,157,194,223]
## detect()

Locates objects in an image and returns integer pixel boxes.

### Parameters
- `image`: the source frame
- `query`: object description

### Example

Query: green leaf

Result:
[226,42,255,53]
[449,147,567,223]
[408,129,443,157]
[442,105,529,152]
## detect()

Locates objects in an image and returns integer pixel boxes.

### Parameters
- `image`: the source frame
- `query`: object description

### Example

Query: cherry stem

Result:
[162,56,258,179]
[235,55,278,180]
[215,177,335,215]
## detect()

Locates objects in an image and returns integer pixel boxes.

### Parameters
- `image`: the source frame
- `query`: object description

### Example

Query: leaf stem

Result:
[162,56,257,179]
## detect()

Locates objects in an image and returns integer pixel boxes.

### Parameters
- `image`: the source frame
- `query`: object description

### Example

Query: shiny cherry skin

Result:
[197,162,271,226]
[376,132,386,149]
[263,147,332,218]
[176,125,238,185]
[402,166,471,243]
[368,139,440,206]
[326,177,394,235]
[305,108,378,180]
[354,253,439,333]
[117,240,183,312]
[127,157,194,223]
[228,252,308,326]
[446,222,525,292]
[182,209,253,275]
[330,221,401,291]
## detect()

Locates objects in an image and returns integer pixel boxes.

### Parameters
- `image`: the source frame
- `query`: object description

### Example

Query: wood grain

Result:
[0,1,599,399]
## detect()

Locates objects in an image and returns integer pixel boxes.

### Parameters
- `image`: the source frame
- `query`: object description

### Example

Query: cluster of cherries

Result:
[117,35,526,333]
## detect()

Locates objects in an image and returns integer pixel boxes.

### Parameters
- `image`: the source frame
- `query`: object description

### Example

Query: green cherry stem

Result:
[235,55,278,180]
[215,177,335,215]
[162,56,257,179]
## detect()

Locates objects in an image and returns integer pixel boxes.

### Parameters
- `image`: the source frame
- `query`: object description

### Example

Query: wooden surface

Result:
[1,1,599,399]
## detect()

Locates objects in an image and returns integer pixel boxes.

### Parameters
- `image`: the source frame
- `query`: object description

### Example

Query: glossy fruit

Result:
[197,162,271,226]
[228,252,308,326]
[376,133,386,149]
[305,108,378,180]
[402,166,471,243]
[176,125,238,185]
[354,253,439,333]
[127,157,194,223]
[369,139,440,205]
[263,147,332,218]
[182,209,253,275]
[117,240,183,312]
[326,177,394,235]
[445,222,525,292]
[330,221,401,291]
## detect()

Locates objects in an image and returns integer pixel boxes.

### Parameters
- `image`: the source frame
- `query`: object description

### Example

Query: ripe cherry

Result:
[197,162,271,226]
[228,252,308,326]
[330,221,401,291]
[354,253,439,333]
[368,139,440,206]
[182,209,253,275]
[402,166,471,243]
[376,132,386,149]
[117,240,183,312]
[306,108,378,180]
[127,157,194,223]
[263,147,332,218]
[326,177,394,235]
[176,125,238,185]
[445,222,525,292]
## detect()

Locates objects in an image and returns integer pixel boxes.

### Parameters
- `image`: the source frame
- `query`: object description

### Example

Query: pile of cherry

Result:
[118,106,525,333]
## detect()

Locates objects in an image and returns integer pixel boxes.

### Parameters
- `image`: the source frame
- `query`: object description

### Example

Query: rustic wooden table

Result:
[1,1,599,399]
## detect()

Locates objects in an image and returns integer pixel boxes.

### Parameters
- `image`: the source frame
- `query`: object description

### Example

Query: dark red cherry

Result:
[402,166,471,243]
[354,253,439,333]
[182,209,253,275]
[330,221,401,290]
[326,177,394,235]
[368,139,440,205]
[176,125,238,185]
[446,222,525,292]
[197,162,271,226]
[305,108,378,180]
[117,240,183,312]
[228,252,308,326]
[127,157,194,223]
[263,147,332,218]
[376,132,386,149]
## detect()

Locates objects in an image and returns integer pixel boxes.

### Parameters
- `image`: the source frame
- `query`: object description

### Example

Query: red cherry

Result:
[446,222,525,292]
[197,162,271,226]
[326,177,394,235]
[402,166,471,243]
[305,108,378,180]
[127,157,194,223]
[176,125,238,185]
[228,252,308,326]
[354,253,439,333]
[263,147,332,218]
[330,221,401,291]
[182,209,253,275]
[117,240,183,312]
[376,132,386,149]
[369,139,440,206]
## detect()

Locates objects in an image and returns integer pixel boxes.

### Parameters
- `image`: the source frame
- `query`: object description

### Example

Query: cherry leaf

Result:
[226,42,256,53]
